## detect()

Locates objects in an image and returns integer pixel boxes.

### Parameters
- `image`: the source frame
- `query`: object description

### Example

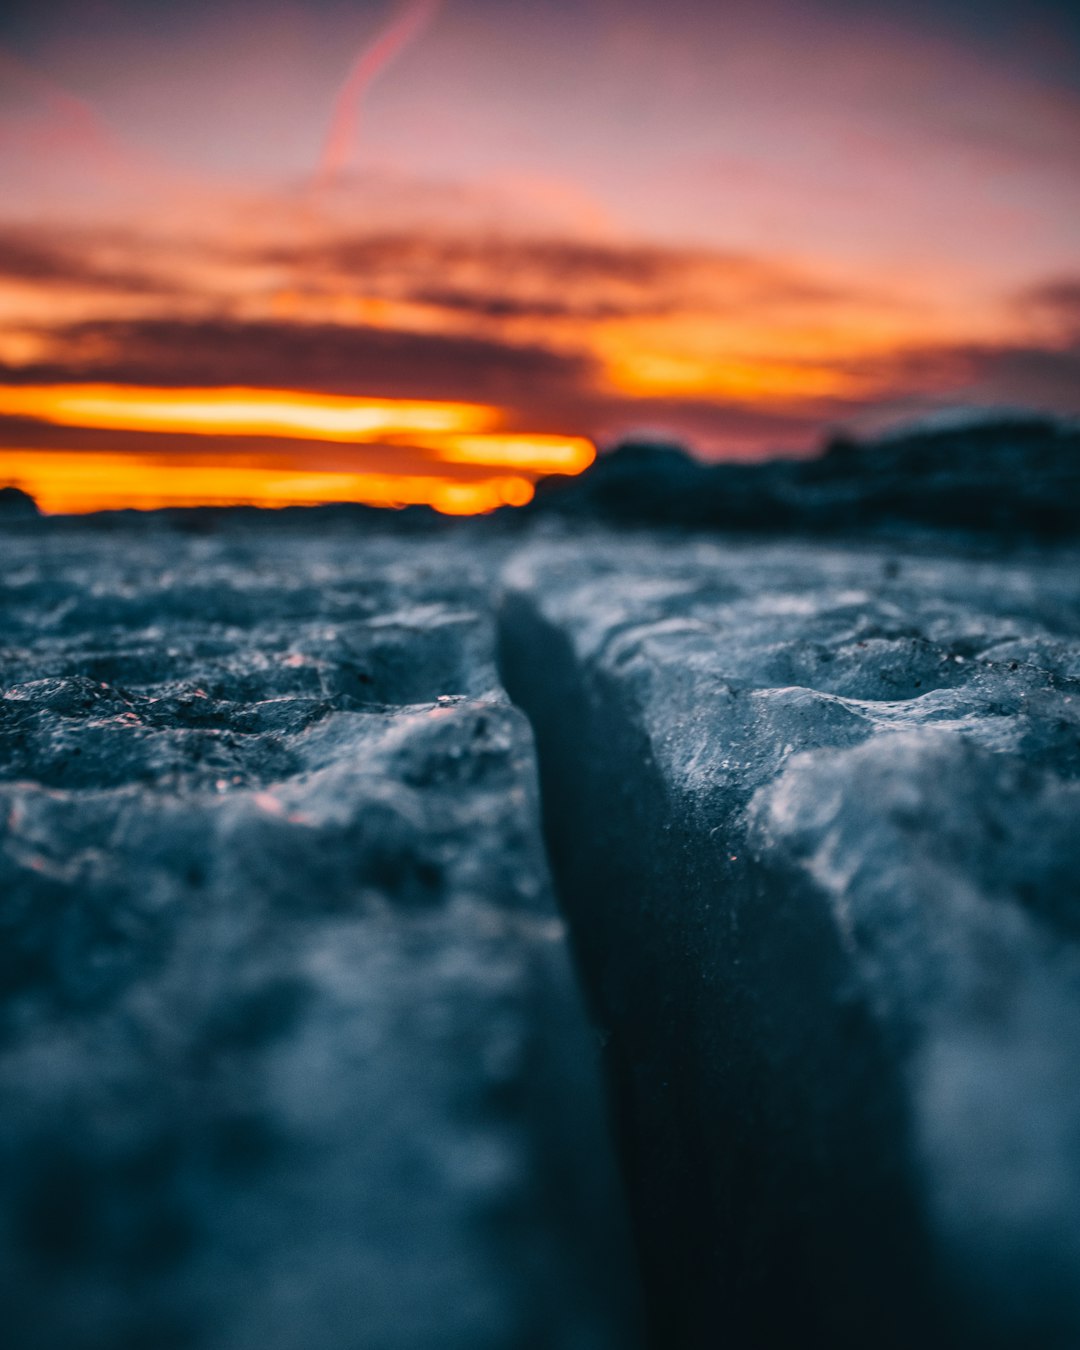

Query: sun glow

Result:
[0,449,537,515]
[602,349,862,401]
[0,383,597,512]
[0,384,495,441]
[417,432,595,474]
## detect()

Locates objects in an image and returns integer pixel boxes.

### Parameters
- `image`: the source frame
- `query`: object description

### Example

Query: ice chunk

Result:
[0,517,639,1350]
[500,532,1080,1347]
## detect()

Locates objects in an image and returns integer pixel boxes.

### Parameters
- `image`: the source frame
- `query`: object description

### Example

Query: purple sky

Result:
[1,0,1078,462]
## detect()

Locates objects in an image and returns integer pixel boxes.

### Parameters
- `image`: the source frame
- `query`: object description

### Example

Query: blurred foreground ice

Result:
[0,518,639,1350]
[3,508,1080,1349]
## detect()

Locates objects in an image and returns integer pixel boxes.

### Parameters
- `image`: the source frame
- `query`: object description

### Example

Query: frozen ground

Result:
[502,531,1080,1349]
[2,508,1080,1349]
[0,515,638,1350]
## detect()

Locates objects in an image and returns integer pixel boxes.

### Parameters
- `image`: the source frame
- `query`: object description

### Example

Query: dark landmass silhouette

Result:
[530,416,1080,537]
[0,485,40,517]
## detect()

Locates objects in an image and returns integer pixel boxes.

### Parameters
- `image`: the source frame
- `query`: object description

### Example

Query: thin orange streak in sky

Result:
[0,450,535,516]
[0,385,493,441]
[317,0,443,186]
[417,432,596,474]
[0,385,597,477]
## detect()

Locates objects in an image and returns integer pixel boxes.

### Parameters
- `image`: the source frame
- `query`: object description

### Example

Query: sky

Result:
[1,0,1078,511]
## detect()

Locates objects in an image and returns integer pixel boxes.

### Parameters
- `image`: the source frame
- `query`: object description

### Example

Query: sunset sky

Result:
[1,0,1078,511]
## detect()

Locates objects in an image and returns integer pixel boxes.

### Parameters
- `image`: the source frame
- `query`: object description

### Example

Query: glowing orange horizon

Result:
[0,449,537,516]
[0,383,595,512]
[0,384,595,479]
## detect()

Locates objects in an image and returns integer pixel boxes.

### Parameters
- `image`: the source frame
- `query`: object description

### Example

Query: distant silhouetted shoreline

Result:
[3,415,1077,540]
[529,415,1080,538]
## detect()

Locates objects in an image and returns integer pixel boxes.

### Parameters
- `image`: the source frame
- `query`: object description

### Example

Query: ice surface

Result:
[0,517,639,1350]
[500,532,1080,1348]
[6,504,1080,1349]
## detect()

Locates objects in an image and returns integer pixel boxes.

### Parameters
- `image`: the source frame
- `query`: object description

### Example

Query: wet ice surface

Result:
[0,518,637,1350]
[501,532,1080,1349]
[6,509,1080,1350]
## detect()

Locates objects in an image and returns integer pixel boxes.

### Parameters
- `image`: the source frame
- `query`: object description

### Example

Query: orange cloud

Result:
[0,379,597,513]
[0,384,494,441]
[0,447,534,515]
[1,203,1078,475]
